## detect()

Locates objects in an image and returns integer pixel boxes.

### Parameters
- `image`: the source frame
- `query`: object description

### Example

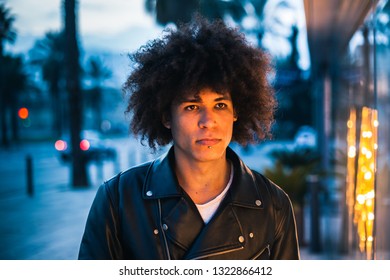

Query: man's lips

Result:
[196,139,221,146]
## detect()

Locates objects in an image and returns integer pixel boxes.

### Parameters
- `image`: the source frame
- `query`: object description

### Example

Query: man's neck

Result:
[173,151,231,204]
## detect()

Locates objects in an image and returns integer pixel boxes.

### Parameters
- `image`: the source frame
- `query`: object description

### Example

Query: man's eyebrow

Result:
[214,96,231,101]
[180,94,231,103]
[181,96,201,103]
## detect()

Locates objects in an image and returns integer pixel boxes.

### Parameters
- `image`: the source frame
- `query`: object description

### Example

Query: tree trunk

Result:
[10,101,19,143]
[0,103,9,147]
[0,52,10,147]
[64,0,88,186]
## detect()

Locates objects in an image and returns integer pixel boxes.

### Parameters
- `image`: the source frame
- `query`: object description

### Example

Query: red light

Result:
[80,139,90,151]
[18,107,29,119]
[55,140,67,151]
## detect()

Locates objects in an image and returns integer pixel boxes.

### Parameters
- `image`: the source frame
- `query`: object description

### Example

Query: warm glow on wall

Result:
[348,107,378,260]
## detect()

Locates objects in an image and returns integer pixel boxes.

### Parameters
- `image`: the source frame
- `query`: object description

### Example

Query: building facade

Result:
[304,0,390,259]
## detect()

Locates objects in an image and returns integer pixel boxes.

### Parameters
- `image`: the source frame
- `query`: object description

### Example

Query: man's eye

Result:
[215,103,227,109]
[185,105,198,111]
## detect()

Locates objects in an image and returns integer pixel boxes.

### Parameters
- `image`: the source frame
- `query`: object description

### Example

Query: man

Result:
[78,17,300,260]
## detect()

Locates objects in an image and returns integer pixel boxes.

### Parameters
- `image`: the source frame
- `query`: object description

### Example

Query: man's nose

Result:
[198,109,216,128]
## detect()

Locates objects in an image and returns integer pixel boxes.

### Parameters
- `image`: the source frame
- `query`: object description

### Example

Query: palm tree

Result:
[0,3,16,57]
[85,56,111,131]
[29,31,66,137]
[63,0,88,186]
[0,3,17,147]
[145,0,267,47]
[147,0,242,25]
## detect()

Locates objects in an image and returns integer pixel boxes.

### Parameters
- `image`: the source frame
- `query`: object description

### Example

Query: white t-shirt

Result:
[195,163,234,224]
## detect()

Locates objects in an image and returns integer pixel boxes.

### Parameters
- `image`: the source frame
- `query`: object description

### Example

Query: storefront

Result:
[304,0,389,259]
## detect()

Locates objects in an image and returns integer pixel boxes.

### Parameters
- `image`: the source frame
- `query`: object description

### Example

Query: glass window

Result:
[337,0,390,259]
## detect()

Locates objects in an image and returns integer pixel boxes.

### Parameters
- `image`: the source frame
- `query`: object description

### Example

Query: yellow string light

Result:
[352,107,378,259]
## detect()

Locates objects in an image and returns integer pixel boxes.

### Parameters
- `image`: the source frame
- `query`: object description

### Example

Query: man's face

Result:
[165,88,237,163]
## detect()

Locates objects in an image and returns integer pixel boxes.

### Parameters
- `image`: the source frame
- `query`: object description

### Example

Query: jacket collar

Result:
[142,146,266,259]
[142,146,264,209]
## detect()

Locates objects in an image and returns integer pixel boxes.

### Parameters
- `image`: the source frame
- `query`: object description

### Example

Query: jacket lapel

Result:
[183,200,245,259]
[161,195,205,251]
[142,148,206,256]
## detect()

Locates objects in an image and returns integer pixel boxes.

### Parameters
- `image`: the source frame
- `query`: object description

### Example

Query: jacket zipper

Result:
[250,244,270,260]
[191,243,271,260]
[189,246,244,260]
[158,199,171,260]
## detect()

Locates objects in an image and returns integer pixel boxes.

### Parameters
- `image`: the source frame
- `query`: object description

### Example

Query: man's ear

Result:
[162,114,171,129]
[233,111,238,122]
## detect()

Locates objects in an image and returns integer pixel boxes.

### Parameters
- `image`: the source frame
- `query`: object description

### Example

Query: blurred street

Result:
[0,136,158,259]
[0,137,338,260]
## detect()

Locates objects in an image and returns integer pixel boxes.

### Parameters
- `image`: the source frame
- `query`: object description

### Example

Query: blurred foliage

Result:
[270,146,320,169]
[29,31,65,89]
[29,31,66,137]
[85,56,112,131]
[0,55,28,100]
[0,3,17,55]
[273,24,313,139]
[145,0,267,26]
[86,56,112,84]
[264,147,320,206]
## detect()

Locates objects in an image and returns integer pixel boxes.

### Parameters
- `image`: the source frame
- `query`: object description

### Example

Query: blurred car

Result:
[54,129,117,163]
[294,125,317,149]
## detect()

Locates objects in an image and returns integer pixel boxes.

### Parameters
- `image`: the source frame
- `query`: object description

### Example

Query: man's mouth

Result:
[196,139,221,147]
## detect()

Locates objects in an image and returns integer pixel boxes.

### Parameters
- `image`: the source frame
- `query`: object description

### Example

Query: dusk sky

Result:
[4,0,309,75]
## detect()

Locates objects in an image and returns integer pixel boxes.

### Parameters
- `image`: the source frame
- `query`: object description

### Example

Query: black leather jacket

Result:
[78,147,300,260]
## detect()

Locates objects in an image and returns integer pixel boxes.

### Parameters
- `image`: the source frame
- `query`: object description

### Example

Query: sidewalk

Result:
[0,141,107,260]
[0,183,97,260]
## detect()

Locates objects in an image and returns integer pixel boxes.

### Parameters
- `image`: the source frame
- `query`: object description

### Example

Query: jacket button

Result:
[146,191,153,197]
[255,200,262,206]
[238,236,245,243]
[249,233,254,238]
[162,224,168,231]
[153,229,159,235]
